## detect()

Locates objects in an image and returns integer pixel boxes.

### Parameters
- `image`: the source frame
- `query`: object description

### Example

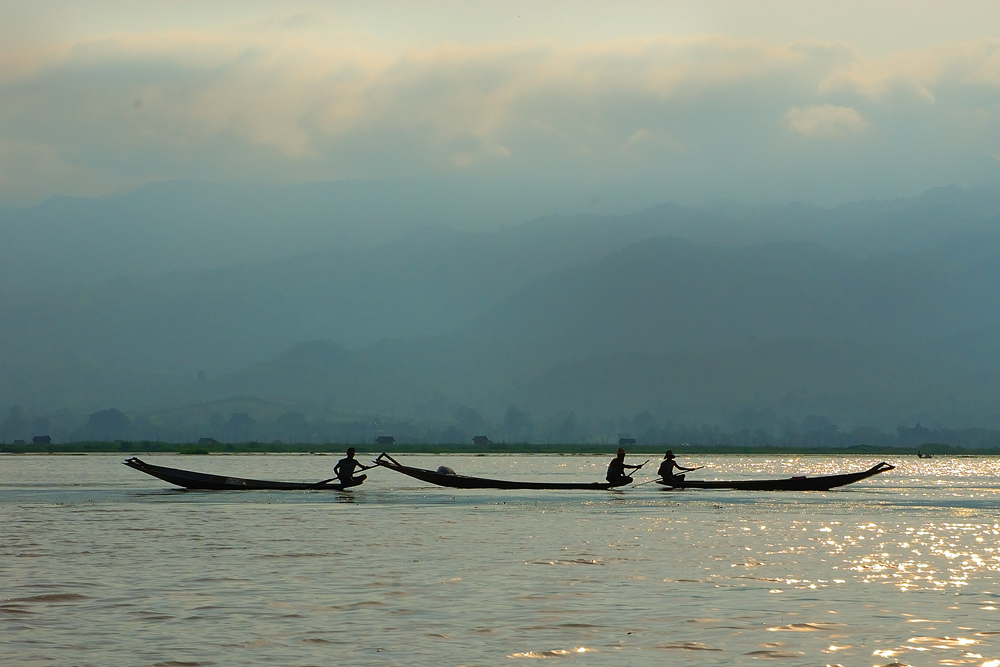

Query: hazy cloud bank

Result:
[2,29,1000,204]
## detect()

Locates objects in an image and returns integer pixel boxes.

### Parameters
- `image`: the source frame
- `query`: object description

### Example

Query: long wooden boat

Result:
[375,453,629,490]
[656,461,894,491]
[122,457,363,491]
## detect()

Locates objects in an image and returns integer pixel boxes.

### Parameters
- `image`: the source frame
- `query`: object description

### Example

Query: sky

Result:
[2,1,1000,206]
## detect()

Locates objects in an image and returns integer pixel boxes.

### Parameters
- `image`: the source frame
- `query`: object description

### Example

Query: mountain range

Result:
[3,180,1000,439]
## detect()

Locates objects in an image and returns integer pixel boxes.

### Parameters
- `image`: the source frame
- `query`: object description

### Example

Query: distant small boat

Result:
[917,451,934,459]
[656,461,894,491]
[122,457,363,490]
[375,453,629,490]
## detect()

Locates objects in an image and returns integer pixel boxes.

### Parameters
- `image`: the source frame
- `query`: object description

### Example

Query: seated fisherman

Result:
[657,450,698,482]
[606,447,642,485]
[334,447,373,485]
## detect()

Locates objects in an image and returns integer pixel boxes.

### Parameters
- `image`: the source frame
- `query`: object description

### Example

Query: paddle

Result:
[624,460,650,483]
[632,465,705,487]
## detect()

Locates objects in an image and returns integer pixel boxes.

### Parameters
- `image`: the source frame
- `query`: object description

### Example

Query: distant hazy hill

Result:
[207,338,500,418]
[511,332,1000,429]
[5,184,1000,432]
[472,233,1000,359]
[3,178,1000,293]
[0,178,674,292]
[189,234,1000,428]
[0,216,722,376]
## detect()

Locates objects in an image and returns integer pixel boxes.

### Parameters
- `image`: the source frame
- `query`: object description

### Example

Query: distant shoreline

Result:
[0,441,991,456]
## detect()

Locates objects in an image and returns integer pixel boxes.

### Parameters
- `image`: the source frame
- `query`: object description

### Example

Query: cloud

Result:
[784,104,867,137]
[0,28,999,205]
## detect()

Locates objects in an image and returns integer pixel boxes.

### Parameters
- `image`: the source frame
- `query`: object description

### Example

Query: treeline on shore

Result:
[1,440,995,456]
[7,400,1000,454]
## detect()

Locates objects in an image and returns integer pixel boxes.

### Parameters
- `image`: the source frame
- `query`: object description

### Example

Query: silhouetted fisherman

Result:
[334,447,373,486]
[657,450,698,482]
[606,447,642,485]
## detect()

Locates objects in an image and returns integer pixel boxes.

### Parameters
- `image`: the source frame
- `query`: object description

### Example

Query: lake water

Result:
[2,453,1000,666]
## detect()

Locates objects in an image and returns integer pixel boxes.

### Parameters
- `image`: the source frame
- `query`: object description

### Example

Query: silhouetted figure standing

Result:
[606,447,641,486]
[657,450,697,482]
[334,447,372,486]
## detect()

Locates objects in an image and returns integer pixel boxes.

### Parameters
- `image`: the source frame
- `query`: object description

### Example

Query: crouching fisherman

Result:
[334,447,374,487]
[657,450,698,484]
[606,447,643,486]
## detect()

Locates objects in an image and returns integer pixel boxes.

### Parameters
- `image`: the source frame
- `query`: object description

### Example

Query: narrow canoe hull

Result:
[122,457,361,491]
[657,461,894,491]
[375,453,627,490]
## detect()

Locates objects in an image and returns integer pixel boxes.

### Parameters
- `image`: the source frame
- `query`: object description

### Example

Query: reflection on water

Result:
[2,454,1000,665]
